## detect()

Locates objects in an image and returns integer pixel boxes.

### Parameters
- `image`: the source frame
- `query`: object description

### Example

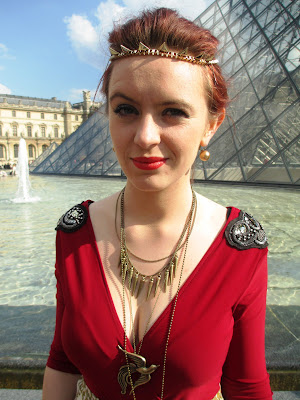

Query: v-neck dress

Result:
[46,201,273,400]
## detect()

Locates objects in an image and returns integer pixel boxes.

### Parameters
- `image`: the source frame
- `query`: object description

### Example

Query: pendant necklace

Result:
[117,188,197,399]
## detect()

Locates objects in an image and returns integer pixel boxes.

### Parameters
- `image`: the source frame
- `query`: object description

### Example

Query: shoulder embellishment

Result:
[225,210,268,250]
[56,204,88,233]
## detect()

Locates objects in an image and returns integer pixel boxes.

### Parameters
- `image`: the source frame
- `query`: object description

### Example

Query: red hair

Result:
[100,8,228,117]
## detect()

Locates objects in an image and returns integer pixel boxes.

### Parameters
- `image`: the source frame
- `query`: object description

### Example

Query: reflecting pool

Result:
[0,175,299,306]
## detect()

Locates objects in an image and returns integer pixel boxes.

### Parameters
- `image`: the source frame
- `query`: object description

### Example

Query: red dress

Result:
[46,202,273,400]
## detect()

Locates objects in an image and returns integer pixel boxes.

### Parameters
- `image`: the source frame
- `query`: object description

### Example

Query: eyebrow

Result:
[109,92,137,104]
[159,100,194,113]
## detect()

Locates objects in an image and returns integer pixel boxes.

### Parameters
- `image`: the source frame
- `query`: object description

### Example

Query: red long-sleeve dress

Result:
[46,201,273,400]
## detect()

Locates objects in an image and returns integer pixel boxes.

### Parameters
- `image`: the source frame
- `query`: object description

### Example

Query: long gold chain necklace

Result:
[117,188,197,399]
[119,188,196,300]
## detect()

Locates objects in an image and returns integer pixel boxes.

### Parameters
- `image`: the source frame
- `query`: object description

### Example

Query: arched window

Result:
[42,144,48,152]
[0,144,6,159]
[14,144,19,158]
[28,144,36,158]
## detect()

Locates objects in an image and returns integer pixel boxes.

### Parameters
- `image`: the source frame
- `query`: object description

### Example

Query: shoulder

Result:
[225,208,268,250]
[55,200,93,233]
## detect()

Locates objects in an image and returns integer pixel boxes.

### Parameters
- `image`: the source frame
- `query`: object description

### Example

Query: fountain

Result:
[12,137,40,203]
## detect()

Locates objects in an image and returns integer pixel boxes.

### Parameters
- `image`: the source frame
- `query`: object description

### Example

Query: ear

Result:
[200,108,226,148]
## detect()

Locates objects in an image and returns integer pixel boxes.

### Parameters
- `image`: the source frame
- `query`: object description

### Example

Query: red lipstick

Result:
[132,157,167,170]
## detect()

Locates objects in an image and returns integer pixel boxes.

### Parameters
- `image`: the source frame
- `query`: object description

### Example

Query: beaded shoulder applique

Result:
[225,210,268,250]
[56,203,88,233]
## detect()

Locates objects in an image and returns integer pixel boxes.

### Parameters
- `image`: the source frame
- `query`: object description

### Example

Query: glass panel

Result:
[250,0,269,18]
[227,2,248,26]
[233,23,260,49]
[211,18,227,37]
[233,105,267,148]
[195,4,216,25]
[250,156,292,184]
[222,49,243,74]
[239,35,268,63]
[246,47,276,80]
[231,84,259,116]
[209,155,244,181]
[287,1,300,16]
[256,2,281,28]
[272,26,299,58]
[272,103,300,144]
[262,80,298,122]
[250,61,286,100]
[228,68,250,98]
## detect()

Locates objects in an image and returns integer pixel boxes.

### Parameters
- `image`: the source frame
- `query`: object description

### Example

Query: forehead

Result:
[108,56,207,103]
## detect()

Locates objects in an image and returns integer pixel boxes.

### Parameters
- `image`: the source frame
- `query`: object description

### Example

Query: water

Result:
[12,138,40,203]
[0,175,299,306]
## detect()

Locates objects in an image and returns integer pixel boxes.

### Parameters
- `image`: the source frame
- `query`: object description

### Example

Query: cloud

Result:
[64,0,209,70]
[0,83,12,94]
[0,43,15,60]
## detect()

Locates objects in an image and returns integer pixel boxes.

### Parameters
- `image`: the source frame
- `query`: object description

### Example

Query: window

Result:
[12,125,17,136]
[41,126,46,137]
[54,127,59,138]
[54,114,57,120]
[28,144,35,158]
[12,110,16,117]
[0,125,2,136]
[75,115,79,121]
[0,144,6,159]
[27,112,31,118]
[42,144,48,152]
[14,144,19,158]
[41,113,44,119]
[27,125,32,137]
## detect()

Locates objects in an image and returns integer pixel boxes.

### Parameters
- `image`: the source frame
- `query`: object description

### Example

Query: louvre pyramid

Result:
[33,0,299,186]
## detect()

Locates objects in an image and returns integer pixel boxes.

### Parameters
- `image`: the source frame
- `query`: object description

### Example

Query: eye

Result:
[162,108,189,118]
[113,104,138,117]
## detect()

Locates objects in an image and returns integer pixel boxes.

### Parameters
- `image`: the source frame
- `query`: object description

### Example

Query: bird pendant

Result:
[117,345,160,395]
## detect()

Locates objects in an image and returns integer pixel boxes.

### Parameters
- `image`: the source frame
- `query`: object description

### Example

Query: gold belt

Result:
[75,377,224,400]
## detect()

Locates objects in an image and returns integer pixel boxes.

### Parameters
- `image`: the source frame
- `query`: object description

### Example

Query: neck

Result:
[123,180,194,226]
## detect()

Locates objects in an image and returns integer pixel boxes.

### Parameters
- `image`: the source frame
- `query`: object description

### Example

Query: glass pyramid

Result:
[33,0,299,186]
[29,142,59,172]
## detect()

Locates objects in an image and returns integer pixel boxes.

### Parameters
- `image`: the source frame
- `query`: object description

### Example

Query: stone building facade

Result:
[0,91,100,165]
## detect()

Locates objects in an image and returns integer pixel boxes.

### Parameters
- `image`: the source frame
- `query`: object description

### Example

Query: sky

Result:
[0,0,214,104]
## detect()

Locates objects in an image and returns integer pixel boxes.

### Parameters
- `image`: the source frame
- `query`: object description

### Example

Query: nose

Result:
[134,114,161,149]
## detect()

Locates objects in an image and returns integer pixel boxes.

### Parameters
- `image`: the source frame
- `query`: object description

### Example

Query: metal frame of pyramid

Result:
[32,0,299,186]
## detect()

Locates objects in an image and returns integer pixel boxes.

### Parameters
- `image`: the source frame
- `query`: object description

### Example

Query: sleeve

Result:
[221,249,273,400]
[46,232,81,374]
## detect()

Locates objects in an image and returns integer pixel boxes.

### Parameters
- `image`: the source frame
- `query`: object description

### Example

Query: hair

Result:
[100,8,228,117]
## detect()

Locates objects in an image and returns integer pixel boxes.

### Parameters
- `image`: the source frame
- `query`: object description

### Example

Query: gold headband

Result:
[109,42,218,65]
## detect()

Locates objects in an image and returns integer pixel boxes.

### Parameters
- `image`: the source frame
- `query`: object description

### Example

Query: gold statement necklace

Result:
[118,188,196,300]
[117,188,197,399]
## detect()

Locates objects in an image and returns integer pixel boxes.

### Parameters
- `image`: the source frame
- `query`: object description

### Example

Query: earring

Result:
[199,148,210,161]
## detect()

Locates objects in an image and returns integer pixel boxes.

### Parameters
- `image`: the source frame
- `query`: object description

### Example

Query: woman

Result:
[43,8,272,400]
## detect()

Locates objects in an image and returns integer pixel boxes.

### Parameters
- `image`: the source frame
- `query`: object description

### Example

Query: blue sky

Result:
[0,0,213,103]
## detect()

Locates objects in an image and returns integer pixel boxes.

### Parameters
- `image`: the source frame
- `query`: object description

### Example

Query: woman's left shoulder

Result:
[225,207,268,250]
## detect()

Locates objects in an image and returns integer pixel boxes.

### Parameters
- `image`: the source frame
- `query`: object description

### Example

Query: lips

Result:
[131,157,167,170]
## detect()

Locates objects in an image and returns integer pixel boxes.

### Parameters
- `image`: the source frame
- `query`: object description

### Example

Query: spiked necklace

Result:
[119,188,196,300]
[117,188,196,399]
